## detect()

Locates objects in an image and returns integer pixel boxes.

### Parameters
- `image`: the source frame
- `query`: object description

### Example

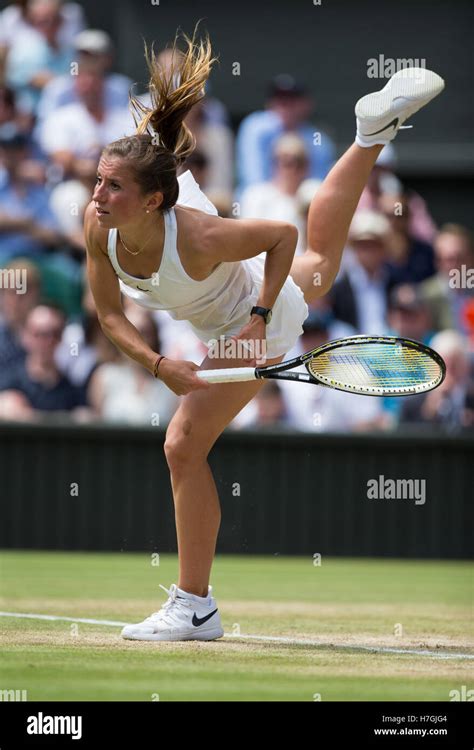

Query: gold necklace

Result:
[118,219,157,256]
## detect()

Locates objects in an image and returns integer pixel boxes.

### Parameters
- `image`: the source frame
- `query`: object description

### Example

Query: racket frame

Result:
[255,335,446,396]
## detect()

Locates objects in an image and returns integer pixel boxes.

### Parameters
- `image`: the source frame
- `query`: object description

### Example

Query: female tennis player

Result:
[84,30,444,641]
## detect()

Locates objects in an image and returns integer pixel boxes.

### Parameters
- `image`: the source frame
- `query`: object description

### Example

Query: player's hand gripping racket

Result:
[196,335,446,396]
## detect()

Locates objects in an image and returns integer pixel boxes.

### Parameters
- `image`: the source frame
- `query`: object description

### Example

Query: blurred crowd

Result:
[0,0,473,432]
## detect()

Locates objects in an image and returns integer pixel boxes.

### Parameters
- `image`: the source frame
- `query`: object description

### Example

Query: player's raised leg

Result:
[290,67,445,304]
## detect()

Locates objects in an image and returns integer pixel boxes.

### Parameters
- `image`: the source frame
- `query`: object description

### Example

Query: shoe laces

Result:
[144,584,192,627]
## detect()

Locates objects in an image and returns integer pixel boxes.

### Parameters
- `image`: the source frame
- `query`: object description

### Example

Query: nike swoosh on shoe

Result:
[192,609,218,626]
[364,117,399,137]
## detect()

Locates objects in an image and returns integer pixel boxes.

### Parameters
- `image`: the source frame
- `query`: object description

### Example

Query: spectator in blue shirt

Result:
[0,126,63,263]
[5,0,74,115]
[0,125,83,317]
[236,74,336,194]
[385,283,435,422]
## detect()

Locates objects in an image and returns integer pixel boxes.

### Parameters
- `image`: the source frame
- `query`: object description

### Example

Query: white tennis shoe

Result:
[121,583,224,642]
[355,67,445,147]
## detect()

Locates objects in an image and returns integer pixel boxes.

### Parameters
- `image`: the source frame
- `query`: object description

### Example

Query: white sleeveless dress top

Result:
[107,170,308,358]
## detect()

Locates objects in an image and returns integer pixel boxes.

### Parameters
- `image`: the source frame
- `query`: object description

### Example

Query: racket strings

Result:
[307,343,442,394]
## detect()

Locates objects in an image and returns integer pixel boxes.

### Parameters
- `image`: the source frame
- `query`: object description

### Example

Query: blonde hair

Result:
[437,223,474,255]
[131,28,216,162]
[101,26,217,210]
[273,133,308,161]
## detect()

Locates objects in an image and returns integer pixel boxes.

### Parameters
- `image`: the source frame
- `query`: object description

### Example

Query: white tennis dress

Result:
[107,170,308,359]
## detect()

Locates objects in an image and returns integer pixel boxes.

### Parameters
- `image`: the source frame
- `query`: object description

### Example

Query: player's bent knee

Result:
[163,422,212,475]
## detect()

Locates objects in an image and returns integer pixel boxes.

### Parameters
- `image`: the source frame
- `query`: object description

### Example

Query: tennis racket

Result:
[196,335,446,396]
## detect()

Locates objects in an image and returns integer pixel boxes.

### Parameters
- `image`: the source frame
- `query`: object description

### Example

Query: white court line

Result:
[0,611,128,627]
[224,633,474,660]
[1,611,472,660]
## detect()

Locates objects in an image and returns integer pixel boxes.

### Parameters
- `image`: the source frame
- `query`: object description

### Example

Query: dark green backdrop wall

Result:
[1,424,472,559]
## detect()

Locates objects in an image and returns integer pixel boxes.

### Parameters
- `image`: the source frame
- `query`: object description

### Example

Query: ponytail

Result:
[101,25,217,211]
[130,26,217,164]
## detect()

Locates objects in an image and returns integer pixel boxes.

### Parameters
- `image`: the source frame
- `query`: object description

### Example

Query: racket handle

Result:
[196,367,258,384]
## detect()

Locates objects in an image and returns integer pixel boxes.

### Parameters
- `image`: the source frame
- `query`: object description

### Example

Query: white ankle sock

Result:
[177,586,209,601]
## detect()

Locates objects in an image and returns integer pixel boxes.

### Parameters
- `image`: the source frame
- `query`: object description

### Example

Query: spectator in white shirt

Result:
[239,133,313,255]
[39,54,135,242]
[39,55,135,176]
[37,29,132,124]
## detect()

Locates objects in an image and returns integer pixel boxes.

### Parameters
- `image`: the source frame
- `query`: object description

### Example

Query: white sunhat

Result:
[74,29,113,55]
[349,210,391,241]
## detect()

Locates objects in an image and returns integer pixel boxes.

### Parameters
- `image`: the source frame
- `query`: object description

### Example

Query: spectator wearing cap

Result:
[377,192,435,286]
[329,210,391,335]
[239,133,311,255]
[4,0,77,115]
[399,330,474,431]
[236,73,335,194]
[357,144,438,244]
[37,29,132,124]
[420,224,474,335]
[0,303,87,417]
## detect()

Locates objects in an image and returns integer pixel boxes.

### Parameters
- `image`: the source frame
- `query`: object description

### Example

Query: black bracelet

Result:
[153,355,166,379]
